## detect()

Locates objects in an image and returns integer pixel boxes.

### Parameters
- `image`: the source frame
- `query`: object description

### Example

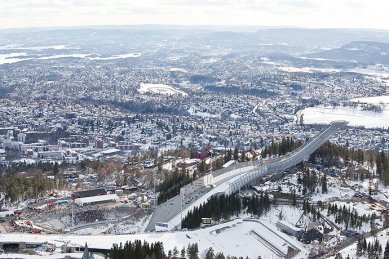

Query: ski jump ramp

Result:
[146,121,348,231]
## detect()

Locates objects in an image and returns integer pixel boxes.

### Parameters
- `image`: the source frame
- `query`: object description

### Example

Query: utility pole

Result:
[154,169,156,208]
[210,151,212,173]
[71,200,74,228]
[154,149,159,208]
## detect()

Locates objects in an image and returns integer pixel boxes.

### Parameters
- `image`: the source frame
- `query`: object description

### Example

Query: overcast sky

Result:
[0,0,388,30]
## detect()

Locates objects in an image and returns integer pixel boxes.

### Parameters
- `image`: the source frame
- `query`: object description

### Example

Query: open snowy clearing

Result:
[0,219,308,258]
[299,105,389,129]
[351,95,389,105]
[138,83,187,96]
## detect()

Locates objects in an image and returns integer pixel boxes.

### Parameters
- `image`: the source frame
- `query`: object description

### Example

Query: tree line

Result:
[157,169,193,205]
[261,137,303,158]
[110,241,255,259]
[309,141,389,185]
[296,168,328,195]
[182,193,271,230]
[356,236,385,258]
[182,194,241,229]
[110,240,165,259]
[242,192,271,217]
[327,203,372,230]
[0,161,67,175]
[0,173,65,203]
[302,199,322,222]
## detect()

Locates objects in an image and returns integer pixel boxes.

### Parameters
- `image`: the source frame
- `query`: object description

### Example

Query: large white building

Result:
[74,194,119,206]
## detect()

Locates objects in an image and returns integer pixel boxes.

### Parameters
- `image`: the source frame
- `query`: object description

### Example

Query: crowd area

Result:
[73,209,106,224]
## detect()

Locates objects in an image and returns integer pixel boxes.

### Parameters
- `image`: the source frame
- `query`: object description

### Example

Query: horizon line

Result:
[1,24,388,32]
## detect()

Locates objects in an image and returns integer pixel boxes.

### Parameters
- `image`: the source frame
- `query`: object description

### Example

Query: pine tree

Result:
[215,253,225,259]
[384,240,389,259]
[367,242,372,256]
[357,236,363,255]
[384,211,389,228]
[233,147,239,161]
[291,191,297,207]
[321,174,328,193]
[181,246,186,258]
[53,162,59,175]
[363,237,367,253]
[205,247,215,259]
[187,243,199,259]
[173,247,179,257]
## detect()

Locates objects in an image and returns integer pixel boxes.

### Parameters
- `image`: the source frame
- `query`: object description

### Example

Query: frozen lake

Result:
[0,51,141,64]
[299,95,389,129]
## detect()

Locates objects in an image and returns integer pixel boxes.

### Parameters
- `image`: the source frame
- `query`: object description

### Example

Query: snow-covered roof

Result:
[74,194,119,205]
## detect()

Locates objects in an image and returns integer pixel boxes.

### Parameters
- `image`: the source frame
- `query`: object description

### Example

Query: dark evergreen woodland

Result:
[157,168,193,204]
[182,193,271,229]
[110,240,165,259]
[182,194,241,229]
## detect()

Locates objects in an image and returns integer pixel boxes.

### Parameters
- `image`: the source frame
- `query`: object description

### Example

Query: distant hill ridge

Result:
[308,41,389,64]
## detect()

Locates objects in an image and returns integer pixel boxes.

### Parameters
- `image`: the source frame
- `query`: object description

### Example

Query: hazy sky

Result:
[0,0,388,30]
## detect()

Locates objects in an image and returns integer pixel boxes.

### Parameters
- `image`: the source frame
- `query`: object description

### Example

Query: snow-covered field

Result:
[90,53,141,60]
[168,67,187,73]
[188,106,220,118]
[0,52,28,64]
[300,105,389,129]
[278,65,341,73]
[0,219,307,259]
[351,95,389,105]
[138,83,187,96]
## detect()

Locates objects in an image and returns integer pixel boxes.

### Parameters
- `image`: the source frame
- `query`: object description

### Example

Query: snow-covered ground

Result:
[0,253,105,259]
[138,83,187,96]
[330,201,375,217]
[168,67,187,73]
[89,53,141,60]
[351,95,389,105]
[254,171,355,202]
[330,229,389,259]
[260,204,304,226]
[188,106,220,118]
[0,52,28,64]
[300,105,389,128]
[70,215,151,235]
[278,65,341,73]
[0,219,308,259]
